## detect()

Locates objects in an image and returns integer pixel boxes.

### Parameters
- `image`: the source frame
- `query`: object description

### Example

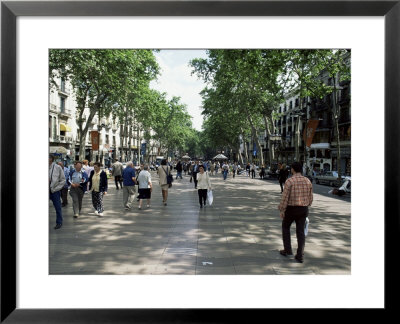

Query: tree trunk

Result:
[78,108,97,161]
[333,78,342,183]
[247,116,264,166]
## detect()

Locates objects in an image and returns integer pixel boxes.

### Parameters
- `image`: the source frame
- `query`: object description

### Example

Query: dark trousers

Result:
[282,206,308,257]
[115,175,123,189]
[60,187,69,205]
[50,190,63,225]
[251,170,255,178]
[279,181,284,193]
[198,189,207,206]
[193,172,198,188]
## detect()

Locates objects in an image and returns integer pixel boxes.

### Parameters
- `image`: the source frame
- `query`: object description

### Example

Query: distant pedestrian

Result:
[58,161,70,207]
[232,163,237,178]
[278,162,313,263]
[49,155,66,229]
[111,158,123,189]
[158,159,170,206]
[210,163,215,175]
[246,163,250,177]
[278,163,289,193]
[122,161,136,210]
[85,161,94,193]
[222,162,229,180]
[183,162,188,175]
[250,163,256,179]
[88,162,108,217]
[176,160,183,179]
[137,164,152,209]
[69,161,88,218]
[259,164,266,179]
[82,159,90,175]
[215,162,219,174]
[196,165,212,208]
[192,161,200,189]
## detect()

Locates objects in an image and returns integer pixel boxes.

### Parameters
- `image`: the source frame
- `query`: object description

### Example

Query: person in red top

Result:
[278,161,313,263]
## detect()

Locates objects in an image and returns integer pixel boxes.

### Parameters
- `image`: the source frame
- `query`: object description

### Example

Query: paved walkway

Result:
[49,170,351,275]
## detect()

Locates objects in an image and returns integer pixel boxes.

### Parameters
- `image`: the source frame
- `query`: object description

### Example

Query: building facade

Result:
[274,75,351,176]
[49,77,157,167]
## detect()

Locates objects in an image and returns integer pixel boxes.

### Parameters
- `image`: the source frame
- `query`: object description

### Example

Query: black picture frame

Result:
[1,0,398,322]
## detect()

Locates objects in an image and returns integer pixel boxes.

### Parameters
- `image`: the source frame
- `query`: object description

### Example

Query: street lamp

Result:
[268,133,282,164]
[97,122,106,164]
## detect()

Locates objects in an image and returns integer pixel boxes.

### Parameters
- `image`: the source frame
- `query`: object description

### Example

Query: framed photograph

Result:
[1,0,398,322]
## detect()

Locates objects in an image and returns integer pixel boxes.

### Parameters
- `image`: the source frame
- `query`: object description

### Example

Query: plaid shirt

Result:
[278,173,313,212]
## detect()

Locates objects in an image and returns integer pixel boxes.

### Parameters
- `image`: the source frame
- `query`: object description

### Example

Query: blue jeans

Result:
[50,190,63,225]
[223,170,228,180]
[176,171,182,179]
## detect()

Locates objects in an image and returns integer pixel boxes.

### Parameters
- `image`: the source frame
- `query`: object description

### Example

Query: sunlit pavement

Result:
[49,171,351,275]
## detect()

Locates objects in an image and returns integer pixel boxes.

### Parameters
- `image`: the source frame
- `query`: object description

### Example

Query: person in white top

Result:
[137,164,152,209]
[196,165,212,208]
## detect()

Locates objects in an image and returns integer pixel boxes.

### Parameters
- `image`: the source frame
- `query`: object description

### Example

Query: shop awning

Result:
[59,123,71,132]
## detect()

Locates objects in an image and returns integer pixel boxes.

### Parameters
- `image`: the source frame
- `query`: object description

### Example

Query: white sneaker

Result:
[94,210,99,215]
[98,213,103,217]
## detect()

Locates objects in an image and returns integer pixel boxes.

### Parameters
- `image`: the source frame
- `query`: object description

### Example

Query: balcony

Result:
[51,135,74,144]
[59,108,72,119]
[50,103,58,113]
[58,81,70,96]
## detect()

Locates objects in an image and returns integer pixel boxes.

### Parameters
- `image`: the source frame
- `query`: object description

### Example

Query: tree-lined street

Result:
[50,171,350,275]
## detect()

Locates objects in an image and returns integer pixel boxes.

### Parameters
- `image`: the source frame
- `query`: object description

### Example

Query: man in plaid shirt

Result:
[278,161,313,263]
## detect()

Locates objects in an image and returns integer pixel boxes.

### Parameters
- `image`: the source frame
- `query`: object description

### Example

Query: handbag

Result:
[304,217,310,236]
[207,189,213,206]
[162,166,173,186]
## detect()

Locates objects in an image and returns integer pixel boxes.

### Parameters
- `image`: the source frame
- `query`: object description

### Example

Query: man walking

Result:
[176,160,183,179]
[58,161,70,207]
[49,155,66,229]
[192,160,200,189]
[122,162,136,210]
[69,161,89,218]
[278,162,313,263]
[112,158,123,189]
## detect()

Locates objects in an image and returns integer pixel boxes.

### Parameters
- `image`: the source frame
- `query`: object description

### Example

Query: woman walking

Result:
[157,159,170,206]
[137,164,152,209]
[88,162,108,217]
[197,165,212,208]
[210,162,215,176]
[278,163,289,193]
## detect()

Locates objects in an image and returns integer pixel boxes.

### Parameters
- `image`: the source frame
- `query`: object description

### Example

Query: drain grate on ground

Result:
[165,248,197,256]
[273,267,316,275]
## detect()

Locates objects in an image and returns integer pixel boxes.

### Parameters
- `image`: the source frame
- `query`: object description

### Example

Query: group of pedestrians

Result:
[49,155,108,230]
[51,154,313,264]
[49,156,154,230]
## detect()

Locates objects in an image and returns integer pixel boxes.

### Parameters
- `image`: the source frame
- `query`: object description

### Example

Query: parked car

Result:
[314,171,349,187]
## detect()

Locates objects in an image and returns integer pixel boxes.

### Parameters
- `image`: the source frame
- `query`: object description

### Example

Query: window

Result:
[295,98,299,107]
[60,78,66,92]
[106,134,109,144]
[53,117,57,139]
[289,101,292,109]
[60,97,65,113]
[49,116,52,138]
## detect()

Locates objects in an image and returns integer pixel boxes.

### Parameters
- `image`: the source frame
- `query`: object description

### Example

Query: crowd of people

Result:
[50,155,313,263]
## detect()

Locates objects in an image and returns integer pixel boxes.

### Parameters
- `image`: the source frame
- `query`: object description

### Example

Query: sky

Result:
[149,50,208,131]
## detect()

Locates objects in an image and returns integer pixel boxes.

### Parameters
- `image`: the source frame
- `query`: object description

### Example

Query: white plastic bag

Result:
[304,217,310,236]
[207,190,213,206]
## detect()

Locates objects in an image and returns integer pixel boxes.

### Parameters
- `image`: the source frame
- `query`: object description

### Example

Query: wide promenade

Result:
[49,170,351,275]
